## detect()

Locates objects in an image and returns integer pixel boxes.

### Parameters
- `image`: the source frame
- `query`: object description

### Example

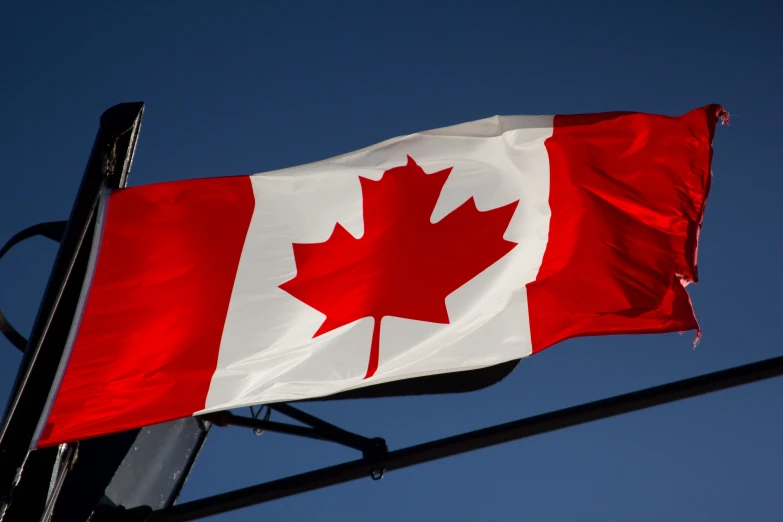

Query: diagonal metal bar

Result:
[147,354,783,522]
[268,404,375,453]
[200,412,328,443]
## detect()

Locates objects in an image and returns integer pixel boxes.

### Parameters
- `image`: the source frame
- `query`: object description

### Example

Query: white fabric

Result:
[201,115,554,412]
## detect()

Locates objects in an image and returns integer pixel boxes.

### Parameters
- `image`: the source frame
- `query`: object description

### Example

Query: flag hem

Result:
[31,188,112,449]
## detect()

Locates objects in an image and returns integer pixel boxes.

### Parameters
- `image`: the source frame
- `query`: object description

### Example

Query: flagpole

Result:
[0,102,144,521]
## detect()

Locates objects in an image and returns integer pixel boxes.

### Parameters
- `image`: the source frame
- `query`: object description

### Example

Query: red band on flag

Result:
[39,176,255,447]
[527,105,719,351]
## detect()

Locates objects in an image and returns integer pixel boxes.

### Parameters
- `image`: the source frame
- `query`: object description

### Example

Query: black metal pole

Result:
[268,404,377,452]
[0,102,144,520]
[202,410,388,461]
[202,412,339,443]
[148,354,783,522]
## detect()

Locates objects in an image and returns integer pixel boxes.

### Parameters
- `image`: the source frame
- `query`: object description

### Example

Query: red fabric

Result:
[39,176,255,447]
[527,105,720,352]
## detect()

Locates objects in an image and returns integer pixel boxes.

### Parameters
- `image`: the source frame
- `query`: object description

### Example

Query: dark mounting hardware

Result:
[201,404,389,465]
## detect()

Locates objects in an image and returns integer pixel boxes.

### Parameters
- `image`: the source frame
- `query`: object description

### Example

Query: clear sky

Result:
[1,1,781,521]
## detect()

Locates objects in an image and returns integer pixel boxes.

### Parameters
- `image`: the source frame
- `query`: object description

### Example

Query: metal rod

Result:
[39,444,77,522]
[0,103,145,521]
[148,354,783,522]
[201,413,327,443]
[268,404,374,452]
[203,410,382,454]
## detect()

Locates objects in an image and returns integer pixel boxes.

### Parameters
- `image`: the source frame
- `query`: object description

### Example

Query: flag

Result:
[35,105,723,447]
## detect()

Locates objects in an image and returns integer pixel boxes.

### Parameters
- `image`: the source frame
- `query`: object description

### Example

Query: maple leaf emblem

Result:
[279,157,519,379]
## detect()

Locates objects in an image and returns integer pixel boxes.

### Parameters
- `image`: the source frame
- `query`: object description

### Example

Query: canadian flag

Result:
[36,105,723,447]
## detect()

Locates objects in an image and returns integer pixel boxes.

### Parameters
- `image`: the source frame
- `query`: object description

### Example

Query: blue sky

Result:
[1,1,781,521]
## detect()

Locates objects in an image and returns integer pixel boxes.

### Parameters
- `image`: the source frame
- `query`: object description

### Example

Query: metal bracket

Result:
[201,404,388,464]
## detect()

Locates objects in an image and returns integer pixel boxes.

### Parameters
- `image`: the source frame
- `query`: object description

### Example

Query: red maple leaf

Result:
[279,156,519,379]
